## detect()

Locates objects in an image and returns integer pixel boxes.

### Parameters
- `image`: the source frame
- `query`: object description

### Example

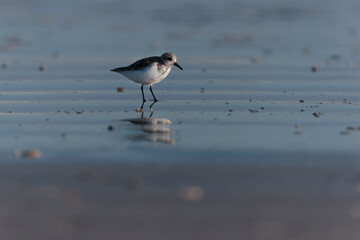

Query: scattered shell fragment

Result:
[180,186,205,201]
[249,109,259,113]
[23,149,42,159]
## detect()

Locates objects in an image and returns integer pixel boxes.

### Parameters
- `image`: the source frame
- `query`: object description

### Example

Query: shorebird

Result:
[111,52,183,102]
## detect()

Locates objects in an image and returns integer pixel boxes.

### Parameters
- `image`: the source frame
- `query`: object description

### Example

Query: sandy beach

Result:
[0,0,360,239]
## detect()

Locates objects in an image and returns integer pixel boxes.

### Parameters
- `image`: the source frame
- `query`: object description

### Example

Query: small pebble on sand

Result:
[347,126,356,131]
[1,63,6,69]
[295,124,301,128]
[311,66,317,72]
[312,112,323,118]
[117,87,123,92]
[39,65,45,72]
[299,100,304,103]
[108,125,114,131]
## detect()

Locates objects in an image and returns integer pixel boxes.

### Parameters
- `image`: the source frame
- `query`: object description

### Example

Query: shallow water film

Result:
[0,0,360,239]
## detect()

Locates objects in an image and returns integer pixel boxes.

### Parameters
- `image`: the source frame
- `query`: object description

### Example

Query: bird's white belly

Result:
[121,65,171,85]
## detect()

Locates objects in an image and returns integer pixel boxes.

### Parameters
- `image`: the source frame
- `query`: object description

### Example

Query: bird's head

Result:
[161,52,183,70]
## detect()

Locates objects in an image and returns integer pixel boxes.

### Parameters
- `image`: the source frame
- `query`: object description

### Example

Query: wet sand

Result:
[1,0,360,239]
[1,163,360,240]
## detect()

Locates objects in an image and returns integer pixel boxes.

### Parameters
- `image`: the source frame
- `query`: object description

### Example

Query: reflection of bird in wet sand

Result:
[111,52,183,102]
[138,100,157,112]
[123,111,175,144]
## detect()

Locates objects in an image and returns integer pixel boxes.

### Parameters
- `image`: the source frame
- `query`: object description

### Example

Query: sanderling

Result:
[111,52,183,102]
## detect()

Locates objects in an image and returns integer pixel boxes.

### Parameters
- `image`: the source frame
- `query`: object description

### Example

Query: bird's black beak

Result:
[174,62,183,70]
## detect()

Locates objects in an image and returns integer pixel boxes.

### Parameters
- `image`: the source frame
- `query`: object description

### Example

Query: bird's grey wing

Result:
[111,56,161,72]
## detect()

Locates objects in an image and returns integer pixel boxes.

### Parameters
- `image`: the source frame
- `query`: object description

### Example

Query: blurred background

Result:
[0,0,358,65]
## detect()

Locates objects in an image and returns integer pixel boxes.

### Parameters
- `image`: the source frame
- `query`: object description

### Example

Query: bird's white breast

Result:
[121,63,171,85]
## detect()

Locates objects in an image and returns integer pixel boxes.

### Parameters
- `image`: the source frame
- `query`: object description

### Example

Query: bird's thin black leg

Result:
[140,101,145,110]
[149,101,157,112]
[149,85,158,102]
[141,85,146,102]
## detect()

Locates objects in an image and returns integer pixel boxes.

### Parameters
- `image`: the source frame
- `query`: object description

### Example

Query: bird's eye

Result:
[167,57,173,61]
